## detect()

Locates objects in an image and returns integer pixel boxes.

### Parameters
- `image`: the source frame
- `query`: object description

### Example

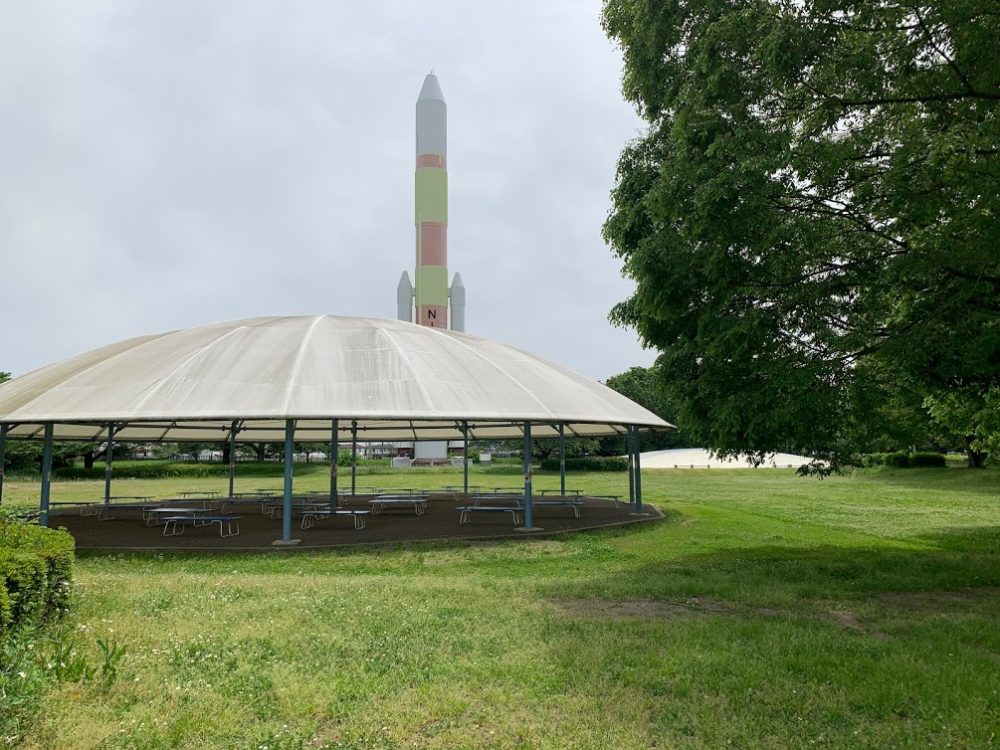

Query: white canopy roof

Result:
[0,316,673,442]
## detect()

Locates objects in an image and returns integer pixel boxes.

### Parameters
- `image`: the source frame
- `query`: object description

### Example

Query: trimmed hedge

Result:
[539,456,629,472]
[863,451,947,468]
[0,522,75,632]
[53,457,388,481]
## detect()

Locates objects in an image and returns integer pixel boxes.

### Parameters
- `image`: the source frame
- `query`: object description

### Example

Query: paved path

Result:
[641,448,814,469]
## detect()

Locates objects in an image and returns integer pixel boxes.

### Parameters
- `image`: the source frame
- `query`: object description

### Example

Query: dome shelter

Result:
[0,316,673,544]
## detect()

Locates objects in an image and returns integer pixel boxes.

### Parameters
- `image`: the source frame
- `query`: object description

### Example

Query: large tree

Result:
[602,0,999,467]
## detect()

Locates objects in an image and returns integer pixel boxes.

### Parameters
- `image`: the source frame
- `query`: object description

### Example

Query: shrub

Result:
[52,458,388,481]
[539,456,629,472]
[0,522,75,632]
[882,451,912,468]
[861,451,947,469]
[910,452,947,468]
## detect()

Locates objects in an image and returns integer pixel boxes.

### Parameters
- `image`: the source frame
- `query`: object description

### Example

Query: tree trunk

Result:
[84,452,95,470]
[256,443,266,462]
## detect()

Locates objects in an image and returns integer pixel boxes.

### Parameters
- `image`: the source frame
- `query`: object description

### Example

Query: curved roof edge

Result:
[0,315,676,441]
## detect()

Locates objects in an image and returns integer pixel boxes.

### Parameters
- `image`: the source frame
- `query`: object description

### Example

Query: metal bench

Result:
[97,502,160,521]
[455,505,524,526]
[369,495,429,515]
[470,494,521,507]
[50,501,99,516]
[532,499,585,518]
[300,509,370,530]
[162,514,241,537]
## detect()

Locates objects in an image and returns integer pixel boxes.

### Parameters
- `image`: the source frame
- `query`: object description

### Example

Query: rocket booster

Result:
[398,73,465,331]
[415,73,448,328]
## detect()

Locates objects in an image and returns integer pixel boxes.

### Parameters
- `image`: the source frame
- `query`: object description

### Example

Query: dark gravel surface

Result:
[51,495,662,551]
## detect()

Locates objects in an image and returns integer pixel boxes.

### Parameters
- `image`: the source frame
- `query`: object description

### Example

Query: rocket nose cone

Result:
[418,73,445,102]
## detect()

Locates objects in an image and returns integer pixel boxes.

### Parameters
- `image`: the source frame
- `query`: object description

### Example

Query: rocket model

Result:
[397,73,466,332]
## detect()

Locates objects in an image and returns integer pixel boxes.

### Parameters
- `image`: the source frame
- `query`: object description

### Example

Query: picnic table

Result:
[300,509,370,530]
[145,507,214,526]
[538,488,582,496]
[162,513,242,537]
[97,497,158,521]
[472,493,522,507]
[442,485,485,493]
[532,499,585,518]
[179,490,221,499]
[262,498,331,519]
[218,496,276,513]
[369,494,429,516]
[50,501,99,516]
[455,504,524,526]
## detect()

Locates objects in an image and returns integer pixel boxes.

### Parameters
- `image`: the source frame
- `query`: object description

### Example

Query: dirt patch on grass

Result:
[552,597,889,637]
[878,586,1000,611]
[553,596,741,619]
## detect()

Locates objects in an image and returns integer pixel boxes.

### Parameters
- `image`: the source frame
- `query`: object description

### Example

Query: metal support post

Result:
[0,424,7,507]
[558,423,566,496]
[227,420,239,498]
[40,424,54,527]
[350,421,358,495]
[634,426,643,513]
[522,422,534,530]
[330,418,339,510]
[627,426,635,504]
[462,421,469,493]
[104,422,116,504]
[282,419,294,542]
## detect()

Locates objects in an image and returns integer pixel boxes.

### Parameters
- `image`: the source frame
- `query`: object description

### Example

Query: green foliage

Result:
[924,386,996,466]
[863,451,946,468]
[539,456,629,472]
[47,457,387,481]
[601,0,999,466]
[911,452,948,468]
[0,522,75,631]
[602,365,691,453]
[0,627,49,746]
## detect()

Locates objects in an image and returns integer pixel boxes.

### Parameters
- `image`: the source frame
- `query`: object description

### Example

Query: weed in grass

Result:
[0,628,49,748]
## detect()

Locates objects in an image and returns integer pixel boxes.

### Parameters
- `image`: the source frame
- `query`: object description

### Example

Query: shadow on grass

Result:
[846,466,1000,495]
[546,525,1000,608]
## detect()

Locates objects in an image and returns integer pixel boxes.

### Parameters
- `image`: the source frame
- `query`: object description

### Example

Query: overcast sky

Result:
[0,1,655,382]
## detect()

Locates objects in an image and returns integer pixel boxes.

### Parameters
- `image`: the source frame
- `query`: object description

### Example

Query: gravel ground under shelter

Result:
[50,494,662,551]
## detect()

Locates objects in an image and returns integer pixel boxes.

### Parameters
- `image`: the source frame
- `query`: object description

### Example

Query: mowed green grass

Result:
[9,466,1000,749]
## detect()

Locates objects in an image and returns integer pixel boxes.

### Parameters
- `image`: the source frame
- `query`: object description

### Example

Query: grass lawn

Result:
[5,466,999,749]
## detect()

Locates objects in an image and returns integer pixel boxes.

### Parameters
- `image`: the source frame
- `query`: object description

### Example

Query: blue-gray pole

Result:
[627,426,635,504]
[40,423,54,527]
[634,426,643,513]
[522,422,533,529]
[0,424,7,507]
[462,422,469,493]
[350,421,358,495]
[227,421,238,498]
[330,418,339,510]
[282,419,294,542]
[558,423,566,496]
[104,422,115,504]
